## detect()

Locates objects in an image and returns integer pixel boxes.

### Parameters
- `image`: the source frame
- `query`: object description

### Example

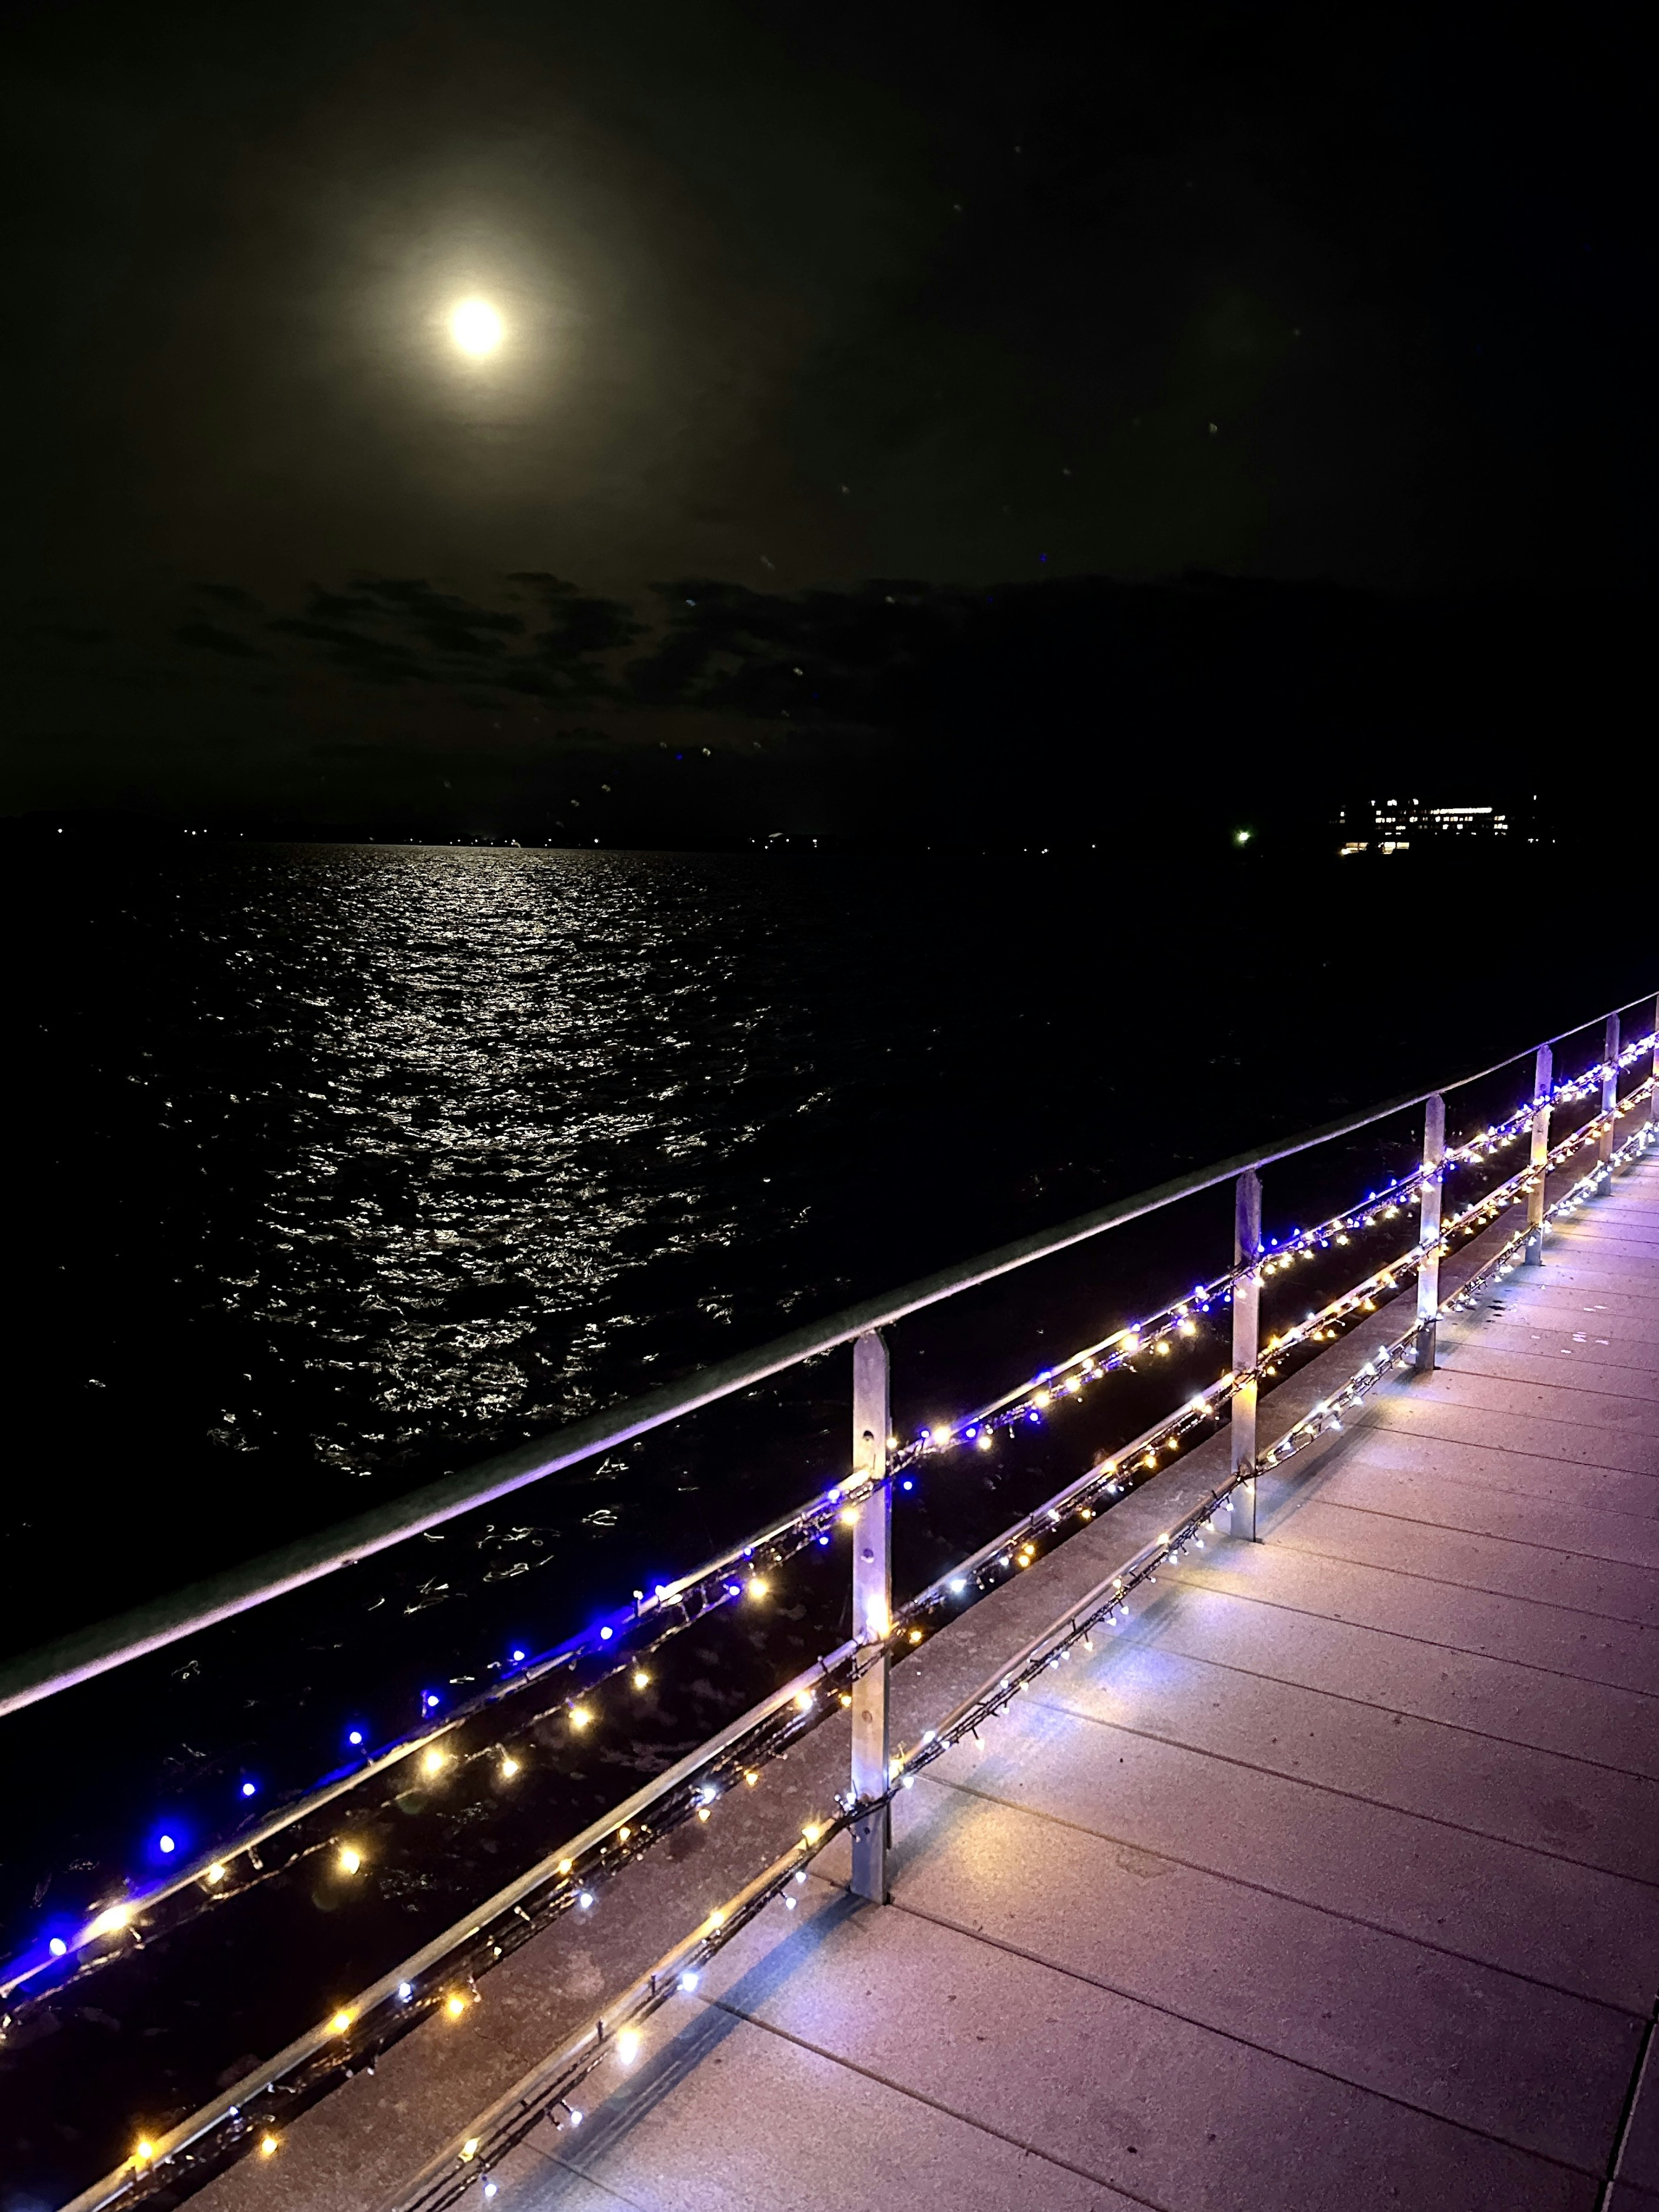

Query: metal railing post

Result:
[1524,1043,1552,1263]
[1650,996,1659,1144]
[849,1328,891,1903]
[1596,1012,1621,1185]
[1414,1092,1446,1372]
[1230,1170,1262,1541]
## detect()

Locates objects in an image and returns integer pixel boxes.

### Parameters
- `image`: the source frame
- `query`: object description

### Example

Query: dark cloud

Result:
[174,619,267,656]
[193,582,263,610]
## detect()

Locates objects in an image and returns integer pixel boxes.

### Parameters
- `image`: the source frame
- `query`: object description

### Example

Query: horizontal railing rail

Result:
[62,1042,1656,2212]
[6,1011,1655,2026]
[4,988,1655,1728]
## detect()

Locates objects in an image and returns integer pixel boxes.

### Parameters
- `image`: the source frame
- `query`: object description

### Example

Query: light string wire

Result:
[10,1042,1649,2017]
[882,1072,1651,1634]
[385,1097,1659,2212]
[78,1091,1656,2209]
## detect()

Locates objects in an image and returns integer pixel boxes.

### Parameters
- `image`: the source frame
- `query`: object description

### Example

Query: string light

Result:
[38,1054,1656,2201]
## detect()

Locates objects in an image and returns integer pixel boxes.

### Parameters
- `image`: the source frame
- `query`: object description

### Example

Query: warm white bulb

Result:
[449,298,504,356]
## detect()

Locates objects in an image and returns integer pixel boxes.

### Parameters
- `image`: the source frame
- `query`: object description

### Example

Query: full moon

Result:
[448,298,504,357]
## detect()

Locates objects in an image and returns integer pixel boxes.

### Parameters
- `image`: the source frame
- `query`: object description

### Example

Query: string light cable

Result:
[390,1107,1659,2212]
[55,1074,1656,2212]
[12,1039,1649,2016]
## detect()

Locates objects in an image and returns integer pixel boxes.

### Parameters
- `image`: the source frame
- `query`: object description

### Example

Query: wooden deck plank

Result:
[1363,1393,1659,1477]
[1331,1425,1659,1521]
[1459,1315,1659,1372]
[1035,1631,1659,1882]
[1264,1499,1659,1625]
[1408,1364,1659,1435]
[1441,1342,1659,1402]
[917,1692,1659,2015]
[1168,1537,1659,1694]
[1300,1454,1659,1570]
[880,1772,1638,2155]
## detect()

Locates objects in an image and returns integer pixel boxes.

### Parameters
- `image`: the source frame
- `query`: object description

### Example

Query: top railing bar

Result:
[0,995,1646,1725]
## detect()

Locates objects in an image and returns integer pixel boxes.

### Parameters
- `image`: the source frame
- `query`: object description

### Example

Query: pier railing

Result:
[27,989,1659,2212]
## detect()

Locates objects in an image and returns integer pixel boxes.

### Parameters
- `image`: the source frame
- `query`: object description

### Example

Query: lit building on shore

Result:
[1335,796,1545,856]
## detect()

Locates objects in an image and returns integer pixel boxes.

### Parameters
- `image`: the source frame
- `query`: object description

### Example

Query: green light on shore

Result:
[1233,828,1253,845]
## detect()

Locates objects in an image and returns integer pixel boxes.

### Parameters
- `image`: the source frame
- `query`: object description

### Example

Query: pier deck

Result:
[477,1160,1659,2212]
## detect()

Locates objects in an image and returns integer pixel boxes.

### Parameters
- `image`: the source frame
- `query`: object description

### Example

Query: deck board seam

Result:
[1016,1689,1659,1890]
[700,1985,1175,2212]
[1447,1337,1659,1373]
[1155,1573,1659,1703]
[527,2143,652,2212]
[1421,1367,1659,1415]
[1273,1493,1659,1578]
[1259,1526,1659,1630]
[1441,1357,1659,1403]
[852,1892,1618,2183]
[1449,1330,1659,1357]
[1600,1997,1659,2208]
[918,1770,1654,2021]
[1087,1627,1659,1786]
[1329,1453,1659,1527]
[1363,1412,1659,1483]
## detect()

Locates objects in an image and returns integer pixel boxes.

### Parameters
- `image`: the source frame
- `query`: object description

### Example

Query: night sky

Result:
[3,0,1650,825]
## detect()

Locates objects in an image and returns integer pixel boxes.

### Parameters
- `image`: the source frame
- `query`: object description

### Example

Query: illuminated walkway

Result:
[477,1160,1659,2212]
